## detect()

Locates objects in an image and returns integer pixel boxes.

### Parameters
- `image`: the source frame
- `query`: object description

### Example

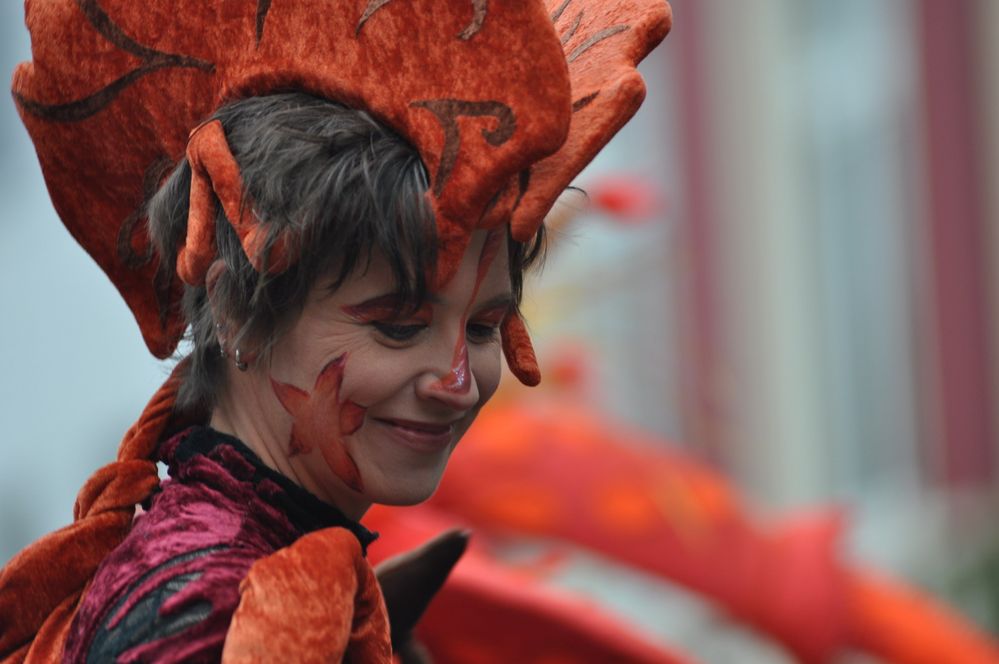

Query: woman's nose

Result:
[415,343,481,411]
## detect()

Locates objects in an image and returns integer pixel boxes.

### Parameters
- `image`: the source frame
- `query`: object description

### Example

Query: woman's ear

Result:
[206,259,259,368]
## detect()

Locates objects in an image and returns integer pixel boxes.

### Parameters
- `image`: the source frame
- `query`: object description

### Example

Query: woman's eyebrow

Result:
[472,292,515,314]
[344,291,514,319]
[341,292,433,320]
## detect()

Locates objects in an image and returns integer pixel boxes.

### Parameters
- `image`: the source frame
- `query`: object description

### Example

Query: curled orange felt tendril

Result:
[178,120,291,285]
[502,311,541,386]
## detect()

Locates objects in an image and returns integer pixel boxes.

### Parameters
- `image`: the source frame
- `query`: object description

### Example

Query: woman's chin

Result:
[361,470,446,507]
[349,426,458,506]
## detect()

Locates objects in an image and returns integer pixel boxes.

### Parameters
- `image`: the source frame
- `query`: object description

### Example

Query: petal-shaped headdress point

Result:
[13,0,671,384]
[510,0,674,243]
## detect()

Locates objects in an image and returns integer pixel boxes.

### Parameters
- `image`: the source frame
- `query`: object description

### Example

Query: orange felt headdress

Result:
[12,0,671,386]
[1,1,671,660]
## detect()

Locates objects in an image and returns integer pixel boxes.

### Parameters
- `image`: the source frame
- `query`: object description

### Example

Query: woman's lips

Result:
[374,417,455,452]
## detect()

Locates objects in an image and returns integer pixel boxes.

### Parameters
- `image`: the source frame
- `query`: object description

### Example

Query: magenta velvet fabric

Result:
[62,427,375,663]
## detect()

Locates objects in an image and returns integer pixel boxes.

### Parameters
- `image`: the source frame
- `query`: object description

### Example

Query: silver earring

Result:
[235,348,249,372]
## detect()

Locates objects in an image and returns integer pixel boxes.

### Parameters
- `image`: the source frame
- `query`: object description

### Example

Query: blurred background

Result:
[2,0,997,661]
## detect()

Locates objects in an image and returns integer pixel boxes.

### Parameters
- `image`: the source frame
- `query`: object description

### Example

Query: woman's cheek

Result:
[340,346,424,403]
[270,354,367,492]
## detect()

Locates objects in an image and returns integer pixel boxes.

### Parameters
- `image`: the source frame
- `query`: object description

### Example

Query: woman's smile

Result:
[371,416,458,453]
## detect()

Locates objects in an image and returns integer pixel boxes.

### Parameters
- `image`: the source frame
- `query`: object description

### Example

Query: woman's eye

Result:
[466,321,500,343]
[372,322,426,342]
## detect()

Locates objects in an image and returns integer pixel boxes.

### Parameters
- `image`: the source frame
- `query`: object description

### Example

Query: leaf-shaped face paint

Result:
[271,354,368,492]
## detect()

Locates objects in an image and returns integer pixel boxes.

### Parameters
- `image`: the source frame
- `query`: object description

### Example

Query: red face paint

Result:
[438,343,471,394]
[470,304,510,329]
[270,354,367,492]
[431,230,504,394]
[341,293,433,324]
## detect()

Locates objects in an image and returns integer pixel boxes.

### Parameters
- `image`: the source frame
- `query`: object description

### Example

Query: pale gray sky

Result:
[0,6,166,564]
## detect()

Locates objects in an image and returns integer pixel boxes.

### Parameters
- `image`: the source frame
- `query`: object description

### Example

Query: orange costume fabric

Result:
[402,395,999,663]
[0,1,672,662]
[223,529,390,662]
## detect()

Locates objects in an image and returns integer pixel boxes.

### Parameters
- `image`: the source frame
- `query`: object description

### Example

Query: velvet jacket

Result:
[62,426,389,663]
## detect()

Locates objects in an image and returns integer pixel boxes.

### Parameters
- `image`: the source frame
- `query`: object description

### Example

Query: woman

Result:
[0,1,671,661]
[62,92,544,662]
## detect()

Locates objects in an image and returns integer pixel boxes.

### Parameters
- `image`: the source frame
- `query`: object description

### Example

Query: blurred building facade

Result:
[524,0,999,629]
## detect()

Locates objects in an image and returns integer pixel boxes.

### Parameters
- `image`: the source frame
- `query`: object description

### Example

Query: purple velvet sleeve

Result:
[64,433,304,663]
[71,545,254,663]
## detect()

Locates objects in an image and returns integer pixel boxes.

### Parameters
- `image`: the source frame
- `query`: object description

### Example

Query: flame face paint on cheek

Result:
[432,230,504,395]
[270,354,367,492]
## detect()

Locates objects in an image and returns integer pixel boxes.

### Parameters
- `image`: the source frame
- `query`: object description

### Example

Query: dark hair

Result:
[148,93,544,409]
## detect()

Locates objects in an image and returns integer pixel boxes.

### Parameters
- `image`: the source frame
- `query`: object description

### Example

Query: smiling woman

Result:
[57,94,543,661]
[146,94,540,521]
[0,1,670,661]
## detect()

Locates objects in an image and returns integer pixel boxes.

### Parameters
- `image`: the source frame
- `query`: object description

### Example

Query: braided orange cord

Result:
[0,361,191,663]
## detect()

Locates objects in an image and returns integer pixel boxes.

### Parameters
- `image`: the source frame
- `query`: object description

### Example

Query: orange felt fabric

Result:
[501,312,541,387]
[424,397,999,664]
[222,528,391,663]
[12,0,575,359]
[180,119,291,284]
[364,506,694,664]
[509,0,673,242]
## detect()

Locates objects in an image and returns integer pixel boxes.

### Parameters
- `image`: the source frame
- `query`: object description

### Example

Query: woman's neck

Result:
[209,385,371,522]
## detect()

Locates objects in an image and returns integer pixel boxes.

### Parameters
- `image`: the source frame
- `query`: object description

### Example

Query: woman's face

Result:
[235,229,511,515]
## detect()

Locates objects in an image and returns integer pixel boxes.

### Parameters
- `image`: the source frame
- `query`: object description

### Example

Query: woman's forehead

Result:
[440,229,512,298]
[334,233,511,305]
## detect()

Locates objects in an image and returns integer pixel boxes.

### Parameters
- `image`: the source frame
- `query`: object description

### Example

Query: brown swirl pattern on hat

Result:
[410,99,516,197]
[256,0,272,43]
[572,92,599,113]
[567,24,631,63]
[550,0,572,23]
[358,0,489,39]
[560,8,583,45]
[14,0,213,123]
[456,0,488,40]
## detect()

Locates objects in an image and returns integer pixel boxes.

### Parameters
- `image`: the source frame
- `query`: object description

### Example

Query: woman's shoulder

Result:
[61,472,280,662]
[62,426,379,661]
[64,537,258,663]
[61,428,296,662]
